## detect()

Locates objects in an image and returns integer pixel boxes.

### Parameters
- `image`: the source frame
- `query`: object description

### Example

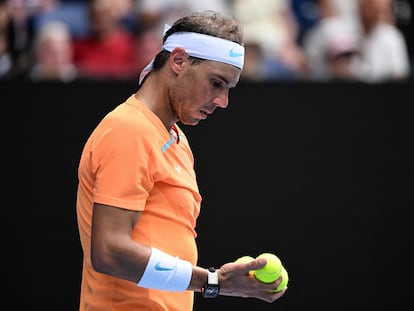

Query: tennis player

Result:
[76,10,287,311]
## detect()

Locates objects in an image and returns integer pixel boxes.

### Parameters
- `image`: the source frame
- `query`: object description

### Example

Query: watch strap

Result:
[202,267,220,298]
[207,267,218,285]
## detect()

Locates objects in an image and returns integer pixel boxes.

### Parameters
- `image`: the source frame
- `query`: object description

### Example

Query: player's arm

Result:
[90,203,151,282]
[91,203,208,289]
[188,257,287,303]
[91,203,286,302]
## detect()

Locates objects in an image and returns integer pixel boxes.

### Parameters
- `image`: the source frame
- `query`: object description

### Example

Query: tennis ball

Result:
[235,255,255,264]
[271,266,289,292]
[253,253,282,283]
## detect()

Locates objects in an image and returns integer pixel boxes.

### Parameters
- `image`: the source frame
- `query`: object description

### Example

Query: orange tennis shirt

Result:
[76,94,202,311]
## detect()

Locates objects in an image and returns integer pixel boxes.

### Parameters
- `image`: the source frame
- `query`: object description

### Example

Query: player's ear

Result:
[170,48,188,74]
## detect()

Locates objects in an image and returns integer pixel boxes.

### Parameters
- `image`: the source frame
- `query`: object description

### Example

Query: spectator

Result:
[290,0,323,46]
[302,0,411,82]
[27,20,77,81]
[240,40,301,81]
[290,0,359,47]
[135,0,232,29]
[350,0,411,82]
[302,15,360,81]
[324,39,359,81]
[30,0,90,40]
[231,0,308,80]
[0,0,13,78]
[4,0,35,79]
[72,0,137,80]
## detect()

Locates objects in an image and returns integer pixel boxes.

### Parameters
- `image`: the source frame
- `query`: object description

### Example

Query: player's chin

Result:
[181,118,201,126]
[182,114,205,125]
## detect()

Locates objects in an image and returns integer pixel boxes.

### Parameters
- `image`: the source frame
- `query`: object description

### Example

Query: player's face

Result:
[171,60,241,126]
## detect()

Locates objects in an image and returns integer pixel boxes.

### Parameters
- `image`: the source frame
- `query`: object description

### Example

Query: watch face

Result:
[204,286,219,298]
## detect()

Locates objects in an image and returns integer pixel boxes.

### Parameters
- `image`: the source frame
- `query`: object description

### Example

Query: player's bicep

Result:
[91,203,142,270]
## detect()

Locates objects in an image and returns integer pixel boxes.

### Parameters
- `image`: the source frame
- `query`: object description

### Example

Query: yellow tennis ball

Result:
[253,253,282,283]
[271,266,289,292]
[235,255,255,275]
[235,255,255,263]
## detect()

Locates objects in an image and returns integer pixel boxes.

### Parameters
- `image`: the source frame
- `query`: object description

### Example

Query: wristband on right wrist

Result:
[137,247,192,292]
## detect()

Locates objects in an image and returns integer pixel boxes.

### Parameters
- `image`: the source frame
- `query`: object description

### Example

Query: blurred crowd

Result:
[0,0,412,83]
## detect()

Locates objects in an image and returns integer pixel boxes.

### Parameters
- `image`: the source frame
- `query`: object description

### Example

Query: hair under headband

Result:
[138,27,245,84]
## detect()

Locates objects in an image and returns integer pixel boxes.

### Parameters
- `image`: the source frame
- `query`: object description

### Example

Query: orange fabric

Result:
[76,94,202,311]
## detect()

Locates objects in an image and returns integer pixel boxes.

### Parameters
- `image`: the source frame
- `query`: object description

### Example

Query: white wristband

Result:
[137,247,192,292]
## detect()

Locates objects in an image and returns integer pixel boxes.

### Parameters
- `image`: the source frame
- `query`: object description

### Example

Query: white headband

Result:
[139,28,244,84]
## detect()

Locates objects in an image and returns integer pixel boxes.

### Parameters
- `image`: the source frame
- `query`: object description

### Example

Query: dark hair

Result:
[151,10,243,71]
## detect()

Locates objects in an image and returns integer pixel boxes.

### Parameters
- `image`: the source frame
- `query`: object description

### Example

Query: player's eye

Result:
[211,79,223,89]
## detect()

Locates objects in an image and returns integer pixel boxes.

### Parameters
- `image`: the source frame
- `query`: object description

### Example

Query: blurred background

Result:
[1,0,413,83]
[4,1,413,311]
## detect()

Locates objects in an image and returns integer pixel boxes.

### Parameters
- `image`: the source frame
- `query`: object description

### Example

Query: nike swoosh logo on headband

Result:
[155,262,175,271]
[229,48,244,58]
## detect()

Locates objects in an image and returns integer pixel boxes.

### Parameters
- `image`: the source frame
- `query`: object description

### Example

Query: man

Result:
[76,10,287,311]
[350,0,410,82]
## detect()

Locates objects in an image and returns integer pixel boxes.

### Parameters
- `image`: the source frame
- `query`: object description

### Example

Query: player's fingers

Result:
[247,257,266,270]
[257,286,287,303]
